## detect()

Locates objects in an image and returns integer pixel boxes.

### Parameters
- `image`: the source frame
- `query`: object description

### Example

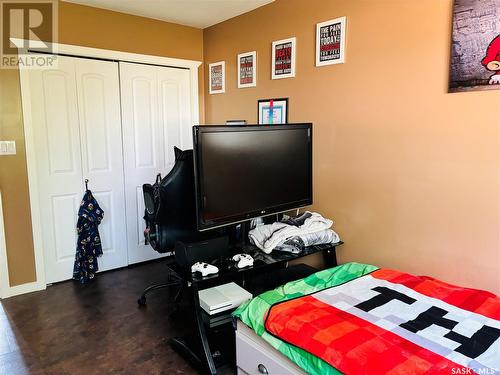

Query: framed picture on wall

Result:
[271,37,296,79]
[209,61,225,94]
[449,0,500,92]
[257,98,288,124]
[316,17,347,66]
[237,51,257,88]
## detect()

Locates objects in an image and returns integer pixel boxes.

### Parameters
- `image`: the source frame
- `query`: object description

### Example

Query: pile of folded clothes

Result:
[248,211,340,254]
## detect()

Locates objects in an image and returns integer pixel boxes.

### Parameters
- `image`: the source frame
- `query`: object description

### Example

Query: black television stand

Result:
[169,241,343,374]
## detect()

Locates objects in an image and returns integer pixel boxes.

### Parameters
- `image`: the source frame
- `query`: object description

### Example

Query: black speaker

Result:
[174,236,229,267]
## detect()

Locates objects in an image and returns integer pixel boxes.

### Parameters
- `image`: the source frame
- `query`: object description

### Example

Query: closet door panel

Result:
[42,71,80,175]
[120,62,193,264]
[75,58,128,271]
[51,194,81,262]
[79,75,109,171]
[158,67,192,170]
[26,55,84,283]
[119,62,165,264]
[132,78,158,169]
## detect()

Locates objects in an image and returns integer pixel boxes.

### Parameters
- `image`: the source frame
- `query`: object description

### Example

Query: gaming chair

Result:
[138,147,201,306]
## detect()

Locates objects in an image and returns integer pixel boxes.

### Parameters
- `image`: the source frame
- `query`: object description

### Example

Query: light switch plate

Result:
[0,141,16,155]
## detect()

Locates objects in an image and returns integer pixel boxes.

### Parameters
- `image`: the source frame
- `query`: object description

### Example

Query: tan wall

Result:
[203,0,500,293]
[0,71,36,286]
[0,1,204,286]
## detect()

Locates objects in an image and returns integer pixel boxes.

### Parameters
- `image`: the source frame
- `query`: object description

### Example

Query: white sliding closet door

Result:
[24,56,83,284]
[23,55,127,283]
[74,58,128,273]
[119,62,193,264]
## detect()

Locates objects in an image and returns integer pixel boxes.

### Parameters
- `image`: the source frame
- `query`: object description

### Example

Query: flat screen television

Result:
[193,123,312,231]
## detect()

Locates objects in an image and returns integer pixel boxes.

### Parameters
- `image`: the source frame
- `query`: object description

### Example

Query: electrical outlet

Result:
[0,141,16,155]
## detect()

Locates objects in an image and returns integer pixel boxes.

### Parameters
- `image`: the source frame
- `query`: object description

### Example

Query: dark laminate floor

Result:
[0,261,202,375]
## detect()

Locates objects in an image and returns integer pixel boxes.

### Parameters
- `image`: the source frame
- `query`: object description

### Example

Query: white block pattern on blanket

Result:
[313,275,500,373]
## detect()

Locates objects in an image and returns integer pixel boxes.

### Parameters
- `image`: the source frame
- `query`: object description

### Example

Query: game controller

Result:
[232,253,254,269]
[191,262,219,276]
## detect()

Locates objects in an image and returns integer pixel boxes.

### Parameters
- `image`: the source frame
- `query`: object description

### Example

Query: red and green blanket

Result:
[233,263,500,375]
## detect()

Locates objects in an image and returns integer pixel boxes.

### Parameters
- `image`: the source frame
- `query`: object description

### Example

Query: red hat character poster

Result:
[449,0,500,92]
[481,35,500,85]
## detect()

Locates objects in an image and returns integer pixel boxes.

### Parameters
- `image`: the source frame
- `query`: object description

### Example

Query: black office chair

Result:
[138,147,201,306]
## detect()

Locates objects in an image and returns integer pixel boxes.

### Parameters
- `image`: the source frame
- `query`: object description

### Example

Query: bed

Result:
[233,263,499,375]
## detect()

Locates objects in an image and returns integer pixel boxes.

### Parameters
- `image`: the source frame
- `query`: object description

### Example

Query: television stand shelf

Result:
[169,241,343,374]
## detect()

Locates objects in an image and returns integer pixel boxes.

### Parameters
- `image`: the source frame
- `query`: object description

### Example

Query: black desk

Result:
[170,241,343,374]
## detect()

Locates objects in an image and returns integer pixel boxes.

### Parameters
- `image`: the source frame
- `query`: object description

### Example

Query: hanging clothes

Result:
[73,189,104,284]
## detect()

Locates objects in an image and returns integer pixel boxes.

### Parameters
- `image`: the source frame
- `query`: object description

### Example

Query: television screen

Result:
[193,124,312,231]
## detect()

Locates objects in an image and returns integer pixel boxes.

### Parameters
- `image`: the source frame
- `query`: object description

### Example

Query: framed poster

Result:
[271,37,296,79]
[316,17,346,66]
[209,61,225,94]
[449,0,500,92]
[257,98,288,124]
[237,51,257,88]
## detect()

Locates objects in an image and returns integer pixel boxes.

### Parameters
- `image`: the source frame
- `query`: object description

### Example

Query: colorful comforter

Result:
[233,263,500,375]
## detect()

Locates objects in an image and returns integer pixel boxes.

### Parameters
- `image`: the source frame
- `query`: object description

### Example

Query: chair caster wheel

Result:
[138,296,146,306]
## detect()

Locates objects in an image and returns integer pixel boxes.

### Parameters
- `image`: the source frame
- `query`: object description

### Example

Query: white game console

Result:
[198,282,252,315]
[232,253,254,268]
[191,262,219,277]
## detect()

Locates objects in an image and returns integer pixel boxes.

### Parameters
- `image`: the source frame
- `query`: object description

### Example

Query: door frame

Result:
[3,39,201,297]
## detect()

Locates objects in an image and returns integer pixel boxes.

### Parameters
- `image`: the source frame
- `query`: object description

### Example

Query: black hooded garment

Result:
[73,189,104,284]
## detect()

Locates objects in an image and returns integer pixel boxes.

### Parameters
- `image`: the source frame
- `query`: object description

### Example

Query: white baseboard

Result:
[1,280,46,299]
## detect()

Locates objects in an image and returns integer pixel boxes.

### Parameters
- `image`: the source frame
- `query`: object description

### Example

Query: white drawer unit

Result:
[236,321,306,375]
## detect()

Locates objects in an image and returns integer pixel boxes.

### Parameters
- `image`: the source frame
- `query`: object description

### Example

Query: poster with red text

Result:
[238,51,256,88]
[316,17,346,66]
[209,61,225,94]
[272,37,296,79]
